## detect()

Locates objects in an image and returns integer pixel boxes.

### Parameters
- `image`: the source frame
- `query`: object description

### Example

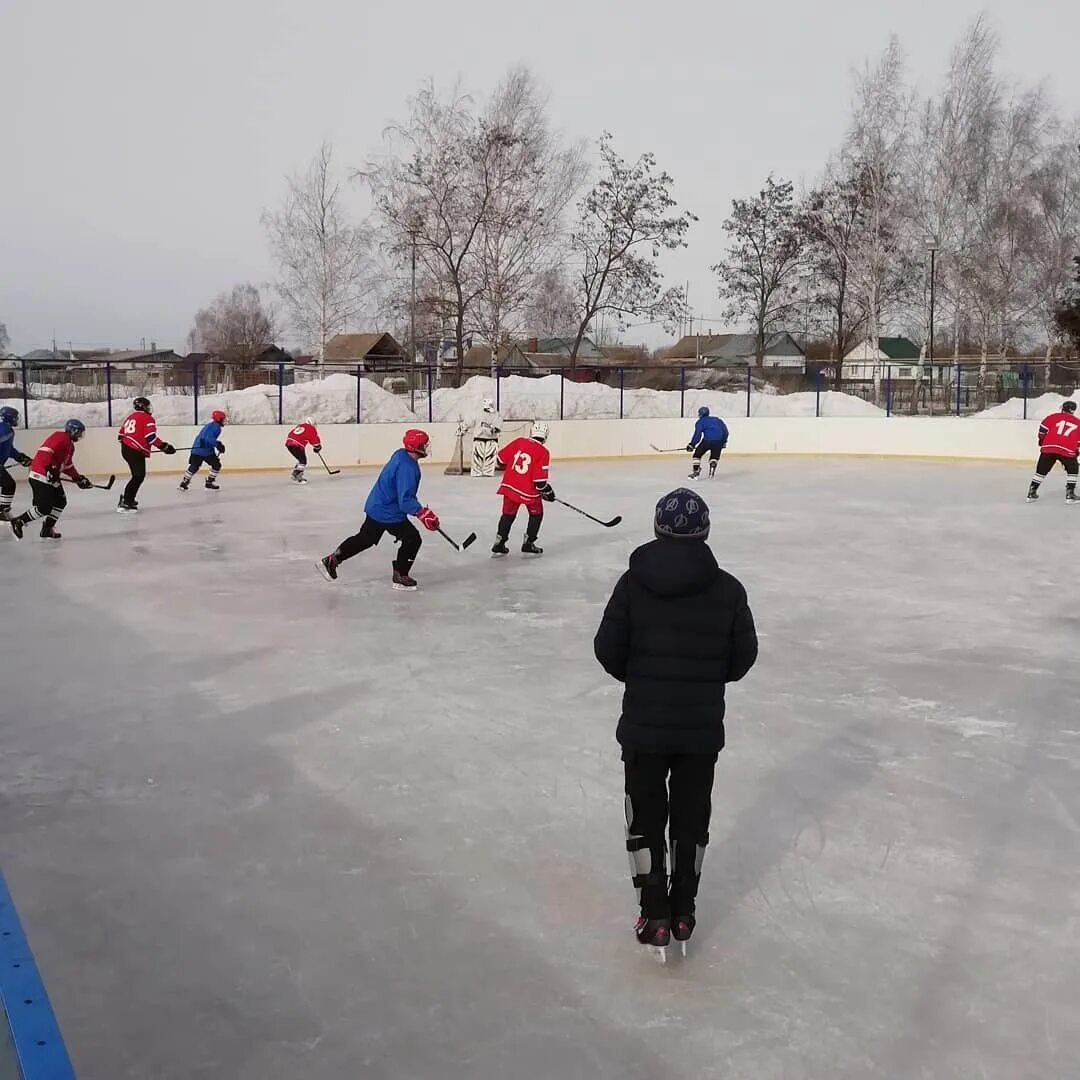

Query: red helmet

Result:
[211,410,227,423]
[403,428,430,457]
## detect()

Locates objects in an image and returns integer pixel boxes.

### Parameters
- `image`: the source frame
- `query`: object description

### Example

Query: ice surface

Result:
[2,457,1079,1079]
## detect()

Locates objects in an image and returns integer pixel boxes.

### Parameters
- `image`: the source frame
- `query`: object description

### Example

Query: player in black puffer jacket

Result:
[594,487,757,954]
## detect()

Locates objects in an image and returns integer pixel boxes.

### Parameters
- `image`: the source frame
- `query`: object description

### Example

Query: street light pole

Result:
[410,232,417,412]
[926,238,938,414]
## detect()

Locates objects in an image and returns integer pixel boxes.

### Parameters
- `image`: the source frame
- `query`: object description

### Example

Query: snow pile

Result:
[974,391,1079,419]
[21,372,885,426]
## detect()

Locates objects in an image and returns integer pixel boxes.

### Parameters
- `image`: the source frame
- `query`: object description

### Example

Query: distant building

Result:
[667,333,806,373]
[323,333,405,371]
[842,337,942,381]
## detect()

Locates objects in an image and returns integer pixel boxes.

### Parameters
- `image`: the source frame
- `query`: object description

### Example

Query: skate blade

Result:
[490,552,508,558]
[391,582,418,591]
[680,940,688,958]
[650,945,668,965]
[315,560,335,583]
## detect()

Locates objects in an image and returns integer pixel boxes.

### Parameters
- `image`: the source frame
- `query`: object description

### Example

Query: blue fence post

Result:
[427,366,434,423]
[277,362,284,425]
[955,362,962,416]
[106,362,113,427]
[680,366,686,418]
[21,358,29,428]
[886,366,892,417]
[559,369,565,421]
[1022,363,1029,420]
[193,362,199,424]
[815,368,822,418]
[356,365,362,424]
[745,366,751,418]
[619,367,625,419]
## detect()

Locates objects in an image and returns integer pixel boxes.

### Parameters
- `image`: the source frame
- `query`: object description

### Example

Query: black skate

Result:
[521,540,543,556]
[392,569,418,591]
[205,478,220,491]
[291,470,307,484]
[688,468,701,480]
[317,553,338,581]
[1067,491,1079,504]
[671,914,696,957]
[708,464,717,478]
[491,536,509,556]
[634,915,671,963]
[1026,486,1039,502]
[0,506,10,522]
[178,477,191,492]
[10,517,24,540]
[116,499,138,514]
[40,521,61,540]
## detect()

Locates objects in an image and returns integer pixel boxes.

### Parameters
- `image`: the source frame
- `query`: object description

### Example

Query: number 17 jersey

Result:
[496,436,551,502]
[1039,411,1080,456]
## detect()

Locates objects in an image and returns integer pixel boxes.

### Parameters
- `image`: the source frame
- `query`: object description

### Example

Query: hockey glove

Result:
[215,441,226,455]
[416,506,440,531]
[495,460,506,471]
[685,444,695,452]
[76,475,93,490]
[313,444,322,453]
[17,452,32,467]
[160,442,176,455]
[46,465,61,484]
[539,485,556,502]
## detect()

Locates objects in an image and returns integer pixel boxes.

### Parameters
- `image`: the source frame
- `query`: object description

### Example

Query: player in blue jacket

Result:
[317,429,441,591]
[687,406,729,479]
[179,410,227,492]
[0,406,33,520]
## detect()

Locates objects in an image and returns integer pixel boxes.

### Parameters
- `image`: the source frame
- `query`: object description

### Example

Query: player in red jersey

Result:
[491,422,555,556]
[1027,400,1080,503]
[117,396,175,512]
[9,419,92,540]
[284,418,322,484]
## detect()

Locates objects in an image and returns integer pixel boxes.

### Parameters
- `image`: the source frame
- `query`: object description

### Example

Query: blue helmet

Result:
[697,406,710,418]
[0,406,18,426]
[64,418,86,440]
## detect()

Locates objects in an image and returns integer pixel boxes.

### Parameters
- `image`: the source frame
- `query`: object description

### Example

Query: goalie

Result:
[471,397,502,477]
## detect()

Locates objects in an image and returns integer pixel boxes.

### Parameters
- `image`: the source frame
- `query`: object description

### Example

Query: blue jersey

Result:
[0,421,19,465]
[691,415,729,446]
[364,448,422,524]
[192,420,223,457]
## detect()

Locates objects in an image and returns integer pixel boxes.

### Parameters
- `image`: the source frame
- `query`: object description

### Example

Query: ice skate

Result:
[178,477,191,492]
[1026,485,1039,502]
[317,553,338,582]
[688,467,701,480]
[9,516,24,540]
[634,915,671,963]
[116,499,138,514]
[1067,490,1079,504]
[40,520,61,540]
[392,569,418,591]
[291,470,307,484]
[491,536,509,556]
[708,463,718,479]
[0,506,10,522]
[521,540,543,556]
[205,477,220,491]
[671,914,696,957]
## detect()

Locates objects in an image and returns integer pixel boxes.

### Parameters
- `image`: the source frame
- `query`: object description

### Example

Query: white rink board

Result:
[20,415,1042,477]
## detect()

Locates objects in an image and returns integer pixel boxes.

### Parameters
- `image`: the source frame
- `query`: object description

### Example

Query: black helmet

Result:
[133,396,152,413]
[1063,401,1077,414]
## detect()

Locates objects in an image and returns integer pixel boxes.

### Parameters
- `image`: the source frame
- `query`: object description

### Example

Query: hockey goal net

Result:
[444,419,534,474]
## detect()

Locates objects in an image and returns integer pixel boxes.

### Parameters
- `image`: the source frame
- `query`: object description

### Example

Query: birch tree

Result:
[262,142,373,368]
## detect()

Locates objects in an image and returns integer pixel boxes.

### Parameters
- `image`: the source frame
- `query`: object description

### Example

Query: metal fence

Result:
[0,359,1073,427]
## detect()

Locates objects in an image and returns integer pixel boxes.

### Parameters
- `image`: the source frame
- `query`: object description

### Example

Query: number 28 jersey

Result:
[496,436,550,502]
[1039,411,1080,456]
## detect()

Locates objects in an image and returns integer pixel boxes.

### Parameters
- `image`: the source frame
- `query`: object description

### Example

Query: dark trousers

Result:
[0,465,13,502]
[24,478,66,521]
[693,440,725,462]
[121,445,148,503]
[287,444,307,466]
[623,749,718,919]
[186,453,222,475]
[497,495,542,542]
[335,515,421,574]
[1034,452,1078,478]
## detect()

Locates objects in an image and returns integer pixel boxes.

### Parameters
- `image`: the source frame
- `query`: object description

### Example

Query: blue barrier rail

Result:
[0,873,77,1080]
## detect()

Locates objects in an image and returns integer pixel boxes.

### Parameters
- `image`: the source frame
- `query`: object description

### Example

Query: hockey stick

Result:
[437,526,477,551]
[553,497,622,528]
[650,443,689,453]
[316,451,341,476]
[62,474,116,491]
[152,446,192,453]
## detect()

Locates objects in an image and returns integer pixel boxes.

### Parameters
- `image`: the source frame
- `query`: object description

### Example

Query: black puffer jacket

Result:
[593,539,758,753]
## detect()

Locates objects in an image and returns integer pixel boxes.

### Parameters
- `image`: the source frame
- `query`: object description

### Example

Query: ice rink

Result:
[3,455,1080,1080]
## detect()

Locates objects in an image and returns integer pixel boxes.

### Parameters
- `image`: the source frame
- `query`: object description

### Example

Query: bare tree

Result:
[262,141,373,369]
[1055,256,1080,351]
[524,267,579,337]
[566,133,695,365]
[0,321,8,355]
[190,284,278,388]
[713,175,805,366]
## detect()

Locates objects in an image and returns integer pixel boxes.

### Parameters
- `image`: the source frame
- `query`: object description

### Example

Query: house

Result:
[842,337,943,381]
[666,333,806,372]
[461,343,551,372]
[323,333,405,371]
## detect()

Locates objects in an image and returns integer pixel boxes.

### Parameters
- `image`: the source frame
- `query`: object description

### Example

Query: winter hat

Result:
[654,488,710,541]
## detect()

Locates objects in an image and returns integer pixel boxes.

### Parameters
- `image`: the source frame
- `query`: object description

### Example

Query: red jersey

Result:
[285,422,320,448]
[1039,412,1080,457]
[497,436,551,502]
[30,431,80,484]
[118,410,162,456]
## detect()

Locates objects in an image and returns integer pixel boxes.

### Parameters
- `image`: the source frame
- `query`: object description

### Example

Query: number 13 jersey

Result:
[496,436,551,502]
[1039,412,1080,456]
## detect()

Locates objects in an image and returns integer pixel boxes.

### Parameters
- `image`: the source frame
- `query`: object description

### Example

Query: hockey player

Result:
[9,419,93,540]
[593,489,758,958]
[1027,400,1080,503]
[284,418,322,483]
[117,396,176,512]
[687,406,729,479]
[317,429,440,591]
[471,397,502,477]
[0,406,32,521]
[492,421,554,556]
[179,410,227,492]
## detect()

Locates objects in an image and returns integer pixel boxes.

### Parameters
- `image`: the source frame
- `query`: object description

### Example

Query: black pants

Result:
[287,444,307,466]
[623,749,718,919]
[24,478,66,520]
[121,445,148,503]
[186,453,222,475]
[0,465,14,503]
[1034,452,1078,478]
[335,515,421,574]
[693,440,725,462]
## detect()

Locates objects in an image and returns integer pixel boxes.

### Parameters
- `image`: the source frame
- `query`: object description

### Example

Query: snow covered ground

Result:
[2,458,1078,1079]
[974,388,1080,419]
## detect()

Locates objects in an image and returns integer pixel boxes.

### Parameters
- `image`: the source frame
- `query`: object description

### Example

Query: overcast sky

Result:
[3,0,1078,354]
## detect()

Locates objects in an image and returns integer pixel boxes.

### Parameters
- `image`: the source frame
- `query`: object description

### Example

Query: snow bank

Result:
[974,391,1079,419]
[20,372,884,426]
